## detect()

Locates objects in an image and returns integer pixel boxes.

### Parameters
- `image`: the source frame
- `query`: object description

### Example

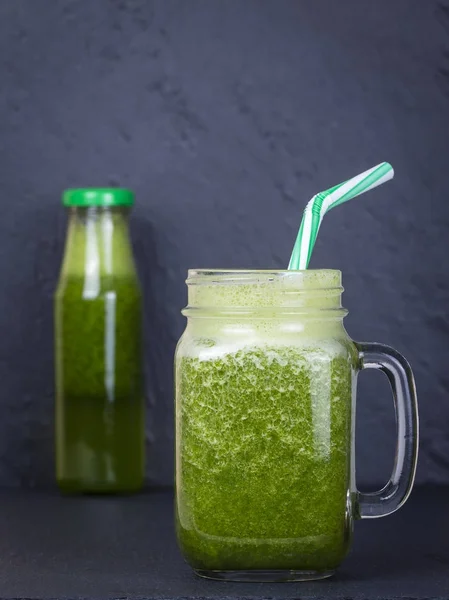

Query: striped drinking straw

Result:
[288,162,394,270]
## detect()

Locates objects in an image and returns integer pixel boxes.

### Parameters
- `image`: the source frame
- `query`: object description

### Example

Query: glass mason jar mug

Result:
[175,270,418,582]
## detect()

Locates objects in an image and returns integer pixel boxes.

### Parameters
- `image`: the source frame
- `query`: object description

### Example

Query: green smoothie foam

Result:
[175,271,357,572]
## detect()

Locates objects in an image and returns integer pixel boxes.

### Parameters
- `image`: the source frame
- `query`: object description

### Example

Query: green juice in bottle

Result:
[55,189,144,493]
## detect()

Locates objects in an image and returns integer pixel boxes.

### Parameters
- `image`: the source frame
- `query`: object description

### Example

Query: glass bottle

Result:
[55,188,144,493]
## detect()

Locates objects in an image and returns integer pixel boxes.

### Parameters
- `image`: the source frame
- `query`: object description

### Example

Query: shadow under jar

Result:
[174,270,418,582]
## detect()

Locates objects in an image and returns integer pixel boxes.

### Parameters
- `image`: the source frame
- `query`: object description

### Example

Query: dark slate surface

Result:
[0,0,448,488]
[0,488,447,599]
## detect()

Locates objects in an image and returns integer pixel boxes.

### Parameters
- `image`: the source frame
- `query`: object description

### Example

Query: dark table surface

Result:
[0,487,447,600]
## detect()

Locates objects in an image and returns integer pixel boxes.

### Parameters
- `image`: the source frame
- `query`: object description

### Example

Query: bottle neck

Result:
[60,207,137,295]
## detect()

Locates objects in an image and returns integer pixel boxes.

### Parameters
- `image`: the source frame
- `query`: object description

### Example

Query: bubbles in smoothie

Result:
[176,341,353,570]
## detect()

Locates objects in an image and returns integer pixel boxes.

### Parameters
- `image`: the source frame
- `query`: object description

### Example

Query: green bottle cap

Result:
[62,188,135,207]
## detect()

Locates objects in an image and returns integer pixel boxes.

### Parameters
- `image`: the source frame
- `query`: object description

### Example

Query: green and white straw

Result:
[288,162,394,270]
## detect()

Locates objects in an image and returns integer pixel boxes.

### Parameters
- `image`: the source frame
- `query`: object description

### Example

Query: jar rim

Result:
[186,269,342,289]
[184,269,346,317]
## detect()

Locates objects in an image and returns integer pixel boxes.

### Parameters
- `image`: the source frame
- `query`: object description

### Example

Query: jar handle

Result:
[355,342,419,519]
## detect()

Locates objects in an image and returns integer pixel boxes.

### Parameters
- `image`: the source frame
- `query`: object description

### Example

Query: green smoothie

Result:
[55,202,144,493]
[175,270,356,574]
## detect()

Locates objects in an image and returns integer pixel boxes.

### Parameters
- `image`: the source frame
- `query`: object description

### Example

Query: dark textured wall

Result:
[0,0,448,488]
